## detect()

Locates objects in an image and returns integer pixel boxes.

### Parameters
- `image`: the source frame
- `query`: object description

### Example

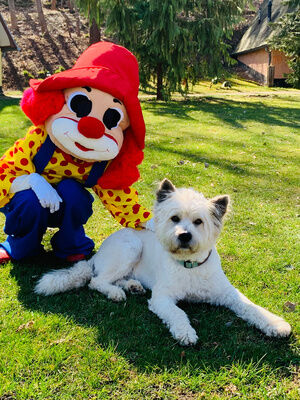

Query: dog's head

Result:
[154,179,229,260]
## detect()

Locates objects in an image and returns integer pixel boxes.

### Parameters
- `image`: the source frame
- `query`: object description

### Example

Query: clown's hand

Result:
[29,173,62,213]
[10,173,62,213]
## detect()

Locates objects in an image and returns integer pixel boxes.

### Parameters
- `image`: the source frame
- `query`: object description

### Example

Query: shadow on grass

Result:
[0,96,20,112]
[142,97,300,131]
[9,255,297,374]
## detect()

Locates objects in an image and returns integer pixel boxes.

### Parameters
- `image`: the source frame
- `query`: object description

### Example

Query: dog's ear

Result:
[156,179,176,202]
[210,195,230,220]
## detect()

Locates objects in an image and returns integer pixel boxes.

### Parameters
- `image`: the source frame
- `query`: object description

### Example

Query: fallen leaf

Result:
[225,383,238,394]
[50,338,67,345]
[284,301,296,312]
[284,264,294,271]
[16,320,34,332]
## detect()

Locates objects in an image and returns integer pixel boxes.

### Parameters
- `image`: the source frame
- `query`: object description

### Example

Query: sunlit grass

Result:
[0,90,299,399]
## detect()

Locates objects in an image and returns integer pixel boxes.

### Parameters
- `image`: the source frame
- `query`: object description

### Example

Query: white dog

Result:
[35,179,291,345]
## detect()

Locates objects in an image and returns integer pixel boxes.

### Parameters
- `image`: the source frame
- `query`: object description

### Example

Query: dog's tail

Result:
[34,258,94,296]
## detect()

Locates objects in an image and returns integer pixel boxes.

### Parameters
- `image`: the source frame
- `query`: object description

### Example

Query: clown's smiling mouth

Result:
[75,142,92,152]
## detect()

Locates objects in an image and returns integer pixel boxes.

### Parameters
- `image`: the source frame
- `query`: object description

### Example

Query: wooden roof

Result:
[233,0,296,56]
[0,13,18,51]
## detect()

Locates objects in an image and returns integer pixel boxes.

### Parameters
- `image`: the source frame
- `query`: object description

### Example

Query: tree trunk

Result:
[8,0,18,30]
[89,18,100,45]
[156,63,164,100]
[35,0,48,34]
[0,49,3,96]
[51,0,56,11]
[74,4,81,37]
[67,0,74,12]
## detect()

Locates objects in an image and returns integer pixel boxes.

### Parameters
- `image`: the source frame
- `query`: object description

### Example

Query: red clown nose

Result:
[77,117,105,139]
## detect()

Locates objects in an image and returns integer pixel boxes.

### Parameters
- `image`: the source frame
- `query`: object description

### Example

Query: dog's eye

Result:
[171,216,180,223]
[194,218,203,225]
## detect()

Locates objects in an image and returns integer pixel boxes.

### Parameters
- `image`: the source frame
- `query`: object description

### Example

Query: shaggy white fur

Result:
[35,179,291,345]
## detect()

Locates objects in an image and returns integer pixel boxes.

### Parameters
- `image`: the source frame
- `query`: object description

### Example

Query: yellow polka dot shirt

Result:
[0,126,152,228]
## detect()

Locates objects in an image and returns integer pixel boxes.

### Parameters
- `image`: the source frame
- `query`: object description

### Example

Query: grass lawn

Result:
[0,87,299,399]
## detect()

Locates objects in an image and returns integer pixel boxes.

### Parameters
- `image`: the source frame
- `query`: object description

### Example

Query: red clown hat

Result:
[21,42,146,189]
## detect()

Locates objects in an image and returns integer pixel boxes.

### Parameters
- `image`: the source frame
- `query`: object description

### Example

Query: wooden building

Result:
[232,0,295,86]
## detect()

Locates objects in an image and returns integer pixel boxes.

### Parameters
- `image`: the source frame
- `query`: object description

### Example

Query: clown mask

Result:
[45,86,130,162]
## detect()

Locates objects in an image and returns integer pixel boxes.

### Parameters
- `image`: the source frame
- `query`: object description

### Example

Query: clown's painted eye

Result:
[67,91,92,118]
[103,108,124,130]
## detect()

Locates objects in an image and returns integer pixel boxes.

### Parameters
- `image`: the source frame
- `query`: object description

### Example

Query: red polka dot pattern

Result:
[132,204,140,214]
[20,158,28,166]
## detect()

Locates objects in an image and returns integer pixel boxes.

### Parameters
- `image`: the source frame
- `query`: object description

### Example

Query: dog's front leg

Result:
[88,229,143,302]
[149,294,198,345]
[213,285,291,337]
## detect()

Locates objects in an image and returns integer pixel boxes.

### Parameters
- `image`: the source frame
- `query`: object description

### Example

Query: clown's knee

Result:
[56,179,94,221]
[4,189,48,236]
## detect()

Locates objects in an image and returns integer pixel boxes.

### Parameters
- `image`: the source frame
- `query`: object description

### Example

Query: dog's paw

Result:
[107,286,127,302]
[172,326,198,346]
[265,319,291,337]
[126,279,146,294]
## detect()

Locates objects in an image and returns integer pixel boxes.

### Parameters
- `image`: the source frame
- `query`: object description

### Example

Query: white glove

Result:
[10,173,62,213]
[145,218,155,232]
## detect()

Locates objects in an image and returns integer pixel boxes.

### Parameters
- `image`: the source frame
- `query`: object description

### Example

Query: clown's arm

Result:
[93,185,152,229]
[0,127,61,212]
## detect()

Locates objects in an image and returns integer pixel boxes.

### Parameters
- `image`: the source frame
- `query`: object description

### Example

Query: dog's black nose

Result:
[178,232,192,244]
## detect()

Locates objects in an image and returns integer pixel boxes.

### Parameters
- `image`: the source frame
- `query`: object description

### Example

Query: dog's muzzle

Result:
[178,232,192,248]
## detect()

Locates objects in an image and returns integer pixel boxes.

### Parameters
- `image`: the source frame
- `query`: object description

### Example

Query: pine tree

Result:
[8,0,18,30]
[35,0,48,34]
[106,0,250,99]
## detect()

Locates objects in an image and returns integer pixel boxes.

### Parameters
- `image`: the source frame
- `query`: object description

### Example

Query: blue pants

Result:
[0,179,94,260]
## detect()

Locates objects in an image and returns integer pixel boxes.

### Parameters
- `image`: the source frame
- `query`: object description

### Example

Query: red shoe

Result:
[66,253,86,262]
[0,248,11,264]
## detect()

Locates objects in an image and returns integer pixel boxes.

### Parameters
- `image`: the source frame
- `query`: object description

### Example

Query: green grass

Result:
[0,88,299,399]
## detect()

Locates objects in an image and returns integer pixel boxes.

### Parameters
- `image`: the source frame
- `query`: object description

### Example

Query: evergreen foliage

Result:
[269,1,300,89]
[106,0,250,99]
[75,0,106,29]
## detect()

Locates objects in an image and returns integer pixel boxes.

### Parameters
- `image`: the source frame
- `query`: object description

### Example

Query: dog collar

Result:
[178,250,212,269]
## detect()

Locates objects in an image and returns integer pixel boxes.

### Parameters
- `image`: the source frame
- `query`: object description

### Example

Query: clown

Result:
[0,42,152,263]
